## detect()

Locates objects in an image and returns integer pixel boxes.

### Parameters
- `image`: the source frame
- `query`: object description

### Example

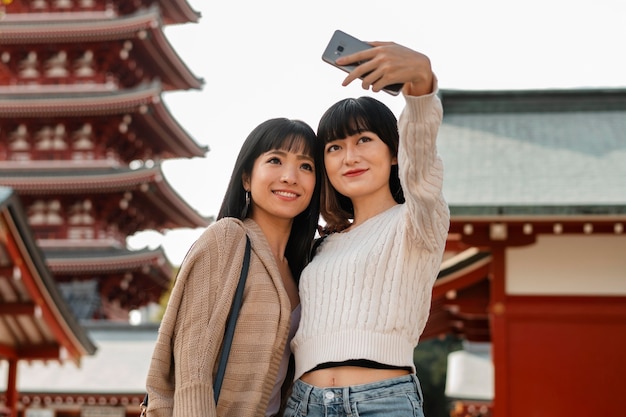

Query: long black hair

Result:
[218,118,322,280]
[316,96,402,232]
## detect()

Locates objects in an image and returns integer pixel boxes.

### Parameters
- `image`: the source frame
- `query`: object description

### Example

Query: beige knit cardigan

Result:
[145,218,292,417]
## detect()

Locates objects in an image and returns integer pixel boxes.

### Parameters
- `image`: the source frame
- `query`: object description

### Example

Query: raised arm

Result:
[398,88,449,252]
[338,41,449,250]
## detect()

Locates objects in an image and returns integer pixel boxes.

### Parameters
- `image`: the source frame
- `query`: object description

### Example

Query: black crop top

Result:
[309,359,413,373]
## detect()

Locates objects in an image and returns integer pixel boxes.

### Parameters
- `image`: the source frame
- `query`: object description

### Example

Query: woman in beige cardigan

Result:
[145,118,322,417]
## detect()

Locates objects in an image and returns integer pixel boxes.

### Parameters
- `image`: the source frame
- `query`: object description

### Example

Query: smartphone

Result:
[321,30,403,96]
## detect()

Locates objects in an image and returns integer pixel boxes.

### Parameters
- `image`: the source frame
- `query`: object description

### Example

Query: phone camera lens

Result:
[337,45,344,52]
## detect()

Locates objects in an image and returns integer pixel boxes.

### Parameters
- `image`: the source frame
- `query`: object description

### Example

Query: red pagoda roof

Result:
[0,5,203,91]
[43,246,174,315]
[0,81,208,159]
[0,187,96,363]
[44,246,170,278]
[156,0,201,24]
[1,1,200,25]
[0,164,212,232]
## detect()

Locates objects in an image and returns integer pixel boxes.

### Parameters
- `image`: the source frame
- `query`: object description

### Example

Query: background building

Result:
[0,187,96,417]
[427,88,626,416]
[0,0,209,322]
[0,1,208,416]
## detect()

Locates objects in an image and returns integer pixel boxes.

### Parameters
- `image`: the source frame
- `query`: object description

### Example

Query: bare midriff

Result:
[300,366,410,387]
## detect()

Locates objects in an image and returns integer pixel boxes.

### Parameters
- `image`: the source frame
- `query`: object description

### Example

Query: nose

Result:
[345,143,360,165]
[280,165,297,184]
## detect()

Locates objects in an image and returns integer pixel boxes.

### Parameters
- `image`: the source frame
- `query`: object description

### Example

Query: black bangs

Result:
[317,98,376,144]
[317,96,399,157]
[277,133,314,157]
[261,120,317,158]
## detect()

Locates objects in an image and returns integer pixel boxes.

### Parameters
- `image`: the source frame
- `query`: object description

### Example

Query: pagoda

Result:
[0,0,211,321]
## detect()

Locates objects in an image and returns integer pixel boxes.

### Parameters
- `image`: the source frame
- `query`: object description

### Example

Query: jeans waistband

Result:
[291,374,421,405]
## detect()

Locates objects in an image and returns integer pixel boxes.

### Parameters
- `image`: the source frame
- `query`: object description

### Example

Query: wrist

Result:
[403,73,434,97]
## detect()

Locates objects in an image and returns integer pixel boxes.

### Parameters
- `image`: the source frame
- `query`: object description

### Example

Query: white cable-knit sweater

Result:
[291,90,450,380]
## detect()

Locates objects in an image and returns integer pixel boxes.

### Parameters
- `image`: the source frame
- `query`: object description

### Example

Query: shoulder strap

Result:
[213,235,251,403]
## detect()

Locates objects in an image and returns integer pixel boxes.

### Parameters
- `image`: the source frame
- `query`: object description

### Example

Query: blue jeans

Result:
[283,374,425,417]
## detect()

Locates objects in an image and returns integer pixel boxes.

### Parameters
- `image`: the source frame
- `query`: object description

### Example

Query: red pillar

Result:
[5,359,18,417]
[489,245,507,417]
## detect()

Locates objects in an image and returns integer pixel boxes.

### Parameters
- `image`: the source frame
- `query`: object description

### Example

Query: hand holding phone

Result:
[321,30,403,96]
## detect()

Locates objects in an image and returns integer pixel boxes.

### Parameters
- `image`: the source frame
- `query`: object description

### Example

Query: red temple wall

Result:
[497,296,626,416]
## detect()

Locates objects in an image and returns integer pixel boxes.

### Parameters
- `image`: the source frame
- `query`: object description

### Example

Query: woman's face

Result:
[244,147,316,224]
[324,131,396,202]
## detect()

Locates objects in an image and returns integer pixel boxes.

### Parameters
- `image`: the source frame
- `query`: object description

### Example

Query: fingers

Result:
[335,48,377,86]
[334,42,433,95]
[339,57,381,90]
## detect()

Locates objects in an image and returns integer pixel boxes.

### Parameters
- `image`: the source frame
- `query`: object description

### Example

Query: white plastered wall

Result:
[506,235,626,295]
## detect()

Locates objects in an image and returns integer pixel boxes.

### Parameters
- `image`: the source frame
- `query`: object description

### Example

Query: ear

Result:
[241,173,250,191]
[391,156,398,165]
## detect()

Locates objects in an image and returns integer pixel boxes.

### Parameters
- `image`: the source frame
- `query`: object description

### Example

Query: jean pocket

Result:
[354,393,424,417]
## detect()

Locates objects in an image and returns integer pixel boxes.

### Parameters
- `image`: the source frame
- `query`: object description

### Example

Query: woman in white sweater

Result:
[285,41,450,417]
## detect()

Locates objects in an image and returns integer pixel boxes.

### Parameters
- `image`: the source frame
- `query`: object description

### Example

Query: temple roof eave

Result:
[141,14,204,90]
[0,81,160,117]
[145,97,209,158]
[0,6,202,90]
[421,248,493,342]
[0,187,96,363]
[449,204,626,218]
[0,165,212,230]
[439,87,626,114]
[43,246,171,273]
[0,81,208,158]
[0,6,163,43]
[159,0,202,24]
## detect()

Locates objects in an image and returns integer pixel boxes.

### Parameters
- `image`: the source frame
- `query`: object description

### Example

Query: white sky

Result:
[127,0,626,265]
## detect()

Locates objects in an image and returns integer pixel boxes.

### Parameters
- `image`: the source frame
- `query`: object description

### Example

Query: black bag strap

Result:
[141,235,251,415]
[213,235,251,403]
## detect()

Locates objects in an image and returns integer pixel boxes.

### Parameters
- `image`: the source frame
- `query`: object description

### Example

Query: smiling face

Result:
[316,96,402,230]
[243,146,316,227]
[324,130,397,204]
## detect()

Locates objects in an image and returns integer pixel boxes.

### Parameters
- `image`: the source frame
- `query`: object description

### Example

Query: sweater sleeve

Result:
[145,220,247,417]
[398,78,450,252]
